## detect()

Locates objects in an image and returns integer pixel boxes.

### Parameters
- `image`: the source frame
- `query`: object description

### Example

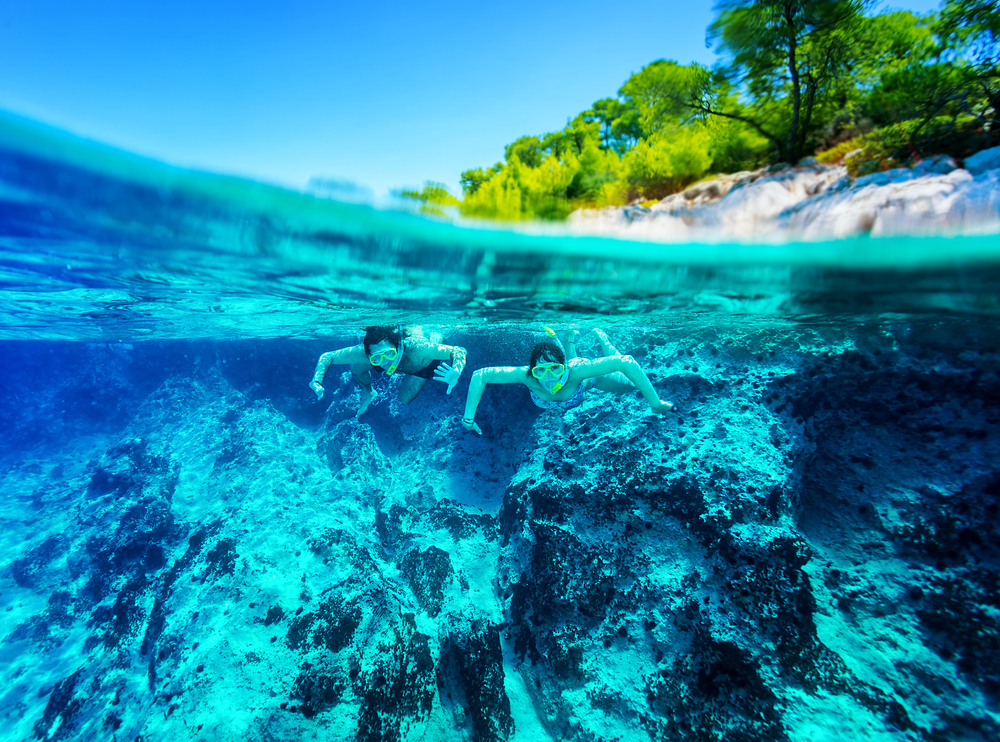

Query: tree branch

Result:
[683,98,785,159]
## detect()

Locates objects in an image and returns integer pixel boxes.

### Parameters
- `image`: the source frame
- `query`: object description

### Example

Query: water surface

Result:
[2,111,999,342]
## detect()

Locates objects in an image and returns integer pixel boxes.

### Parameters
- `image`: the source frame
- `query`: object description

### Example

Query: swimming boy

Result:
[310,326,467,417]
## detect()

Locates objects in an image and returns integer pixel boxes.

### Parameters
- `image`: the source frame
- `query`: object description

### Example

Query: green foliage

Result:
[459,165,524,220]
[460,154,581,221]
[865,1,998,138]
[704,115,771,173]
[589,97,643,154]
[619,60,713,134]
[609,127,714,202]
[845,116,988,177]
[398,181,460,206]
[459,142,622,221]
[504,136,545,168]
[809,11,933,147]
[855,10,936,79]
[868,63,969,125]
[453,0,997,220]
[396,181,460,218]
[460,165,502,196]
[937,0,1000,70]
[708,0,868,161]
[566,139,619,201]
[815,136,863,164]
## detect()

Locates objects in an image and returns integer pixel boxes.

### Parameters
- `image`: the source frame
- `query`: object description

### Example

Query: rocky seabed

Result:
[1,327,999,742]
[569,146,1000,240]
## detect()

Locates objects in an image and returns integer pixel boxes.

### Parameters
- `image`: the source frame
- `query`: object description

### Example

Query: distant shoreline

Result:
[566,147,1000,241]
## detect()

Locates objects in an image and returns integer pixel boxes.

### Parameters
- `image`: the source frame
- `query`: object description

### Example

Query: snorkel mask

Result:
[369,330,404,376]
[540,327,570,392]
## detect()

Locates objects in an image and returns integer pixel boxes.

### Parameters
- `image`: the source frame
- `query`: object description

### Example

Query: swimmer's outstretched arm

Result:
[309,345,370,400]
[573,355,673,413]
[461,366,528,435]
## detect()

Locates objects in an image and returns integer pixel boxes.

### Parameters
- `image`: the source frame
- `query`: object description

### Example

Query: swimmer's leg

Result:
[593,374,635,394]
[594,328,619,356]
[592,329,633,392]
[563,329,580,360]
[398,375,428,404]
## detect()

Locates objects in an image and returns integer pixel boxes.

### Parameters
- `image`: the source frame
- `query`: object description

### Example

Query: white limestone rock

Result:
[569,150,1000,240]
[963,145,1000,176]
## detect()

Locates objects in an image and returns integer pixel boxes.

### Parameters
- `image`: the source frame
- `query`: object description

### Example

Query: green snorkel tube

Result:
[383,327,404,376]
[543,326,571,393]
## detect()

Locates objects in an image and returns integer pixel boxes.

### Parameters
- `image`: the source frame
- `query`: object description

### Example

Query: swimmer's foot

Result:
[652,400,674,414]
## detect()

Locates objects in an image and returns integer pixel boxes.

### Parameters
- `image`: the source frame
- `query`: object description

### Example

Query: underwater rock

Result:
[399,545,454,618]
[3,332,1000,740]
[440,619,514,742]
[354,612,436,741]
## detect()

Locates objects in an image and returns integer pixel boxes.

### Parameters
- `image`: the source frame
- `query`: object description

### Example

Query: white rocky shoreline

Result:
[569,145,1000,240]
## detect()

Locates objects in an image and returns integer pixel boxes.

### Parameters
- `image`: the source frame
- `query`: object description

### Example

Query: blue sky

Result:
[0,1,943,197]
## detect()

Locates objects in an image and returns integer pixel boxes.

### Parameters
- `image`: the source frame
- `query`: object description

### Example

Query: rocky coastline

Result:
[569,146,1000,240]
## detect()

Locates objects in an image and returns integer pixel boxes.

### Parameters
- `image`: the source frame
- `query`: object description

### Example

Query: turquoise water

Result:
[2,110,1000,341]
[3,112,1000,742]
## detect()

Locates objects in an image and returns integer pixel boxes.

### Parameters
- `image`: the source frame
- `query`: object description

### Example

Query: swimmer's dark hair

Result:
[527,341,565,378]
[364,325,404,354]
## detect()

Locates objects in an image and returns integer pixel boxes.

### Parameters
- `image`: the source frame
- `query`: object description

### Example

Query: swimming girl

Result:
[461,329,671,435]
[311,326,467,417]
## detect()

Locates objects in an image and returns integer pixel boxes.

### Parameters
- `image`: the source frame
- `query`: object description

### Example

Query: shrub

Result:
[816,137,864,165]
[459,166,524,220]
[844,116,992,177]
[616,127,713,201]
[706,117,770,173]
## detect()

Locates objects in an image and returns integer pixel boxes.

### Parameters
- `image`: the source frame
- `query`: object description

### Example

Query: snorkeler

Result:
[461,328,672,435]
[310,326,468,417]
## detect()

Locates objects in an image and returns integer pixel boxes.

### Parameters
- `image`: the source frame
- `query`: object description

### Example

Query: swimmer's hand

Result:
[462,416,482,435]
[356,389,374,418]
[651,400,674,414]
[310,381,324,400]
[433,362,461,394]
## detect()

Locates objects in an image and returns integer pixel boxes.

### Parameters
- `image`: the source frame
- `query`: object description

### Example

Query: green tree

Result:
[602,127,714,202]
[581,98,644,154]
[934,0,1000,130]
[619,60,769,170]
[460,164,502,196]
[707,0,870,162]
[460,153,581,221]
[397,181,460,205]
[539,116,600,159]
[938,0,1000,70]
[818,10,933,141]
[619,60,713,135]
[863,0,999,156]
[504,136,545,167]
